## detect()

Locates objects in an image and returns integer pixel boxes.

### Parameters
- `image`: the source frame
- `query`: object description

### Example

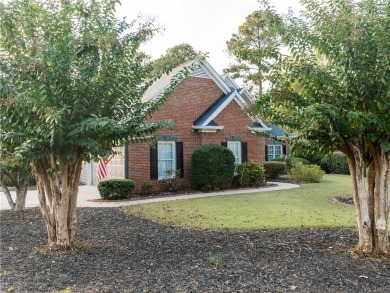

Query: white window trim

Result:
[227,141,242,166]
[267,144,283,161]
[157,141,176,180]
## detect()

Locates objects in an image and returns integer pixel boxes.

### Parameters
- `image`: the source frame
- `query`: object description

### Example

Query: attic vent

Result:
[190,68,210,79]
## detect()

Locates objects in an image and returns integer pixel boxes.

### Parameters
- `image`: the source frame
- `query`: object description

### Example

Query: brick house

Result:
[80,58,290,190]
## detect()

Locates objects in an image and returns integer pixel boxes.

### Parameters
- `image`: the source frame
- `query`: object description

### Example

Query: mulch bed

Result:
[1,208,389,293]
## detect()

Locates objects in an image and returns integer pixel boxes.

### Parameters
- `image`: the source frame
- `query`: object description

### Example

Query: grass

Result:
[123,174,357,230]
[207,252,224,268]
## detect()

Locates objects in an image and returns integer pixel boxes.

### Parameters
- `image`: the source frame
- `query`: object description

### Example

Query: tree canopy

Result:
[149,43,201,76]
[224,1,283,94]
[251,0,390,254]
[0,0,199,247]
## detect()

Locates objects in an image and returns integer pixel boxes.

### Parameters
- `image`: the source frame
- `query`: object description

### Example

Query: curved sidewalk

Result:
[0,182,299,210]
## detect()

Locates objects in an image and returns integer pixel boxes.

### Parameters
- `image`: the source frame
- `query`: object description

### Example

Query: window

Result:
[227,141,242,166]
[150,139,183,180]
[221,138,247,166]
[267,145,283,161]
[157,141,176,179]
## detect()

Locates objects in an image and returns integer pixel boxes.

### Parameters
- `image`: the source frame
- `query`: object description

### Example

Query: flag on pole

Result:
[97,155,113,181]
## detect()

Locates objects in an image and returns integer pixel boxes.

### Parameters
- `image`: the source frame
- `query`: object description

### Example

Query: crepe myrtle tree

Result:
[0,151,33,211]
[1,99,34,211]
[251,0,390,255]
[0,0,202,248]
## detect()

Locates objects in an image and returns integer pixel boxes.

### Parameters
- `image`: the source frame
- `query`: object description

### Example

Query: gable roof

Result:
[142,58,195,103]
[193,91,237,127]
[220,73,241,90]
[142,57,230,103]
[238,87,255,102]
[142,57,270,132]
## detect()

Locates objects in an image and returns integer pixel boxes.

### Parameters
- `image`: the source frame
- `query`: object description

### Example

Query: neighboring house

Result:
[80,58,290,189]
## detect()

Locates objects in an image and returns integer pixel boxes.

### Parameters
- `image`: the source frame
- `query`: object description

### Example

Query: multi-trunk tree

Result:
[252,0,390,255]
[0,0,199,248]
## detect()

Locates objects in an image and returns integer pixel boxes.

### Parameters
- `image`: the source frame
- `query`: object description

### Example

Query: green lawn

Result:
[123,174,357,230]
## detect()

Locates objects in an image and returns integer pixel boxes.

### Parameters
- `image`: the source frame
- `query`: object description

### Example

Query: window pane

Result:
[268,145,274,155]
[274,146,281,158]
[158,142,175,179]
[158,160,173,177]
[227,141,241,166]
[158,143,173,160]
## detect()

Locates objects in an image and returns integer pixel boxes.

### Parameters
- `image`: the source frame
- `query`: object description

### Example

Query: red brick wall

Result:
[128,77,267,192]
[240,92,253,105]
[202,100,265,163]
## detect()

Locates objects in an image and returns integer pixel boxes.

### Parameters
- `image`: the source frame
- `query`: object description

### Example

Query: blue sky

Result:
[118,0,302,74]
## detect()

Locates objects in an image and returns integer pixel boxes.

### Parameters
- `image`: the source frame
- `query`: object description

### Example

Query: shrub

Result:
[97,179,135,200]
[325,152,350,174]
[263,161,287,179]
[289,162,325,183]
[297,153,330,173]
[191,144,235,191]
[139,180,154,195]
[286,157,310,170]
[162,169,184,192]
[230,175,241,188]
[236,161,265,187]
[273,156,310,170]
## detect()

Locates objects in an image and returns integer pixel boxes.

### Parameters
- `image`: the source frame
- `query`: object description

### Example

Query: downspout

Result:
[124,145,129,179]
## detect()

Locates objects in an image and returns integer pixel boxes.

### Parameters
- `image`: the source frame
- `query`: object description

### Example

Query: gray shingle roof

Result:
[267,124,295,137]
[193,92,235,126]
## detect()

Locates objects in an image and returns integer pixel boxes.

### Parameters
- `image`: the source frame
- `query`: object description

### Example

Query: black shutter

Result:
[150,144,158,180]
[265,145,269,161]
[282,144,287,156]
[221,142,227,147]
[176,142,184,178]
[241,142,248,163]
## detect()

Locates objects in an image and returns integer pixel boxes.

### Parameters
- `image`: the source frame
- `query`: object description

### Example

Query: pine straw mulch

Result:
[1,207,389,293]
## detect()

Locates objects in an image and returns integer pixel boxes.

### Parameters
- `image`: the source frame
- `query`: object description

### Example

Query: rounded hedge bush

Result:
[289,162,324,183]
[97,179,135,200]
[263,161,287,179]
[325,152,350,174]
[191,144,235,191]
[236,161,266,187]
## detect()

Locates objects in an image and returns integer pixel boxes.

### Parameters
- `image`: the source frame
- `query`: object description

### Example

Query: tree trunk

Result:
[371,144,389,253]
[14,185,28,211]
[31,153,82,248]
[344,141,389,254]
[0,180,28,211]
[1,181,16,210]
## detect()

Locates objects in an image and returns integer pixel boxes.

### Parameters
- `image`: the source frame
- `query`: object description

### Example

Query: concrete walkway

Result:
[0,182,300,210]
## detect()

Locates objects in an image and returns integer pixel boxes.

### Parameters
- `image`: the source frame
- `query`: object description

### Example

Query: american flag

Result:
[97,155,113,181]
